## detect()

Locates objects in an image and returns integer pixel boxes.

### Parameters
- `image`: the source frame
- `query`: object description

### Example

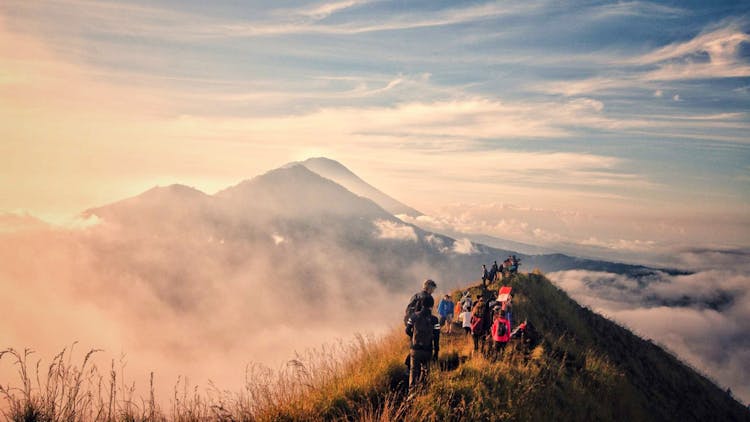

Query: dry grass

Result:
[1,332,412,422]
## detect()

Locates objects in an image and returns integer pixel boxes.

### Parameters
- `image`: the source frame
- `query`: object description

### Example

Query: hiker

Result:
[405,295,440,390]
[502,294,513,328]
[509,255,521,275]
[491,309,511,359]
[491,260,499,282]
[470,295,490,354]
[460,290,473,312]
[404,279,437,326]
[481,264,489,287]
[460,307,472,335]
[437,294,455,334]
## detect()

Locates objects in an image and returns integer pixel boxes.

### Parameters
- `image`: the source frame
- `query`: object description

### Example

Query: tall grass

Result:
[1,332,413,421]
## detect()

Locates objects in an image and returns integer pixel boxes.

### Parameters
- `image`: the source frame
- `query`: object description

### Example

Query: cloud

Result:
[547,261,750,404]
[295,0,370,20]
[653,89,663,97]
[452,238,477,255]
[373,219,418,241]
[0,211,50,232]
[424,233,449,254]
[2,0,542,40]
[0,212,412,403]
[633,22,750,67]
[271,233,285,245]
[580,236,657,252]
[673,94,681,101]
[542,21,750,97]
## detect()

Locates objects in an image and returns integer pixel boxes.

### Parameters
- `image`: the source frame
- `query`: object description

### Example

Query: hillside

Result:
[231,272,749,421]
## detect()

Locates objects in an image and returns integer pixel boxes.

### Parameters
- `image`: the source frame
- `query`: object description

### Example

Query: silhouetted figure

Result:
[405,295,440,391]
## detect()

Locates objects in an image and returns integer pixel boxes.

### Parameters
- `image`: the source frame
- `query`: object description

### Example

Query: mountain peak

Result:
[216,163,393,220]
[285,157,422,217]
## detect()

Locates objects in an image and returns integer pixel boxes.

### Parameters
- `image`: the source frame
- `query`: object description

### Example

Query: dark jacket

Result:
[404,290,433,325]
[405,310,440,354]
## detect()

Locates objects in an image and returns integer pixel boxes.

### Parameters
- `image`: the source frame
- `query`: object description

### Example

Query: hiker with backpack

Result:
[470,294,490,354]
[404,279,437,326]
[491,308,511,359]
[405,295,440,390]
[437,294,455,334]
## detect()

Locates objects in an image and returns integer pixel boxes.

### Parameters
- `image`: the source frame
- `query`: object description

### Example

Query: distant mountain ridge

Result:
[86,158,685,281]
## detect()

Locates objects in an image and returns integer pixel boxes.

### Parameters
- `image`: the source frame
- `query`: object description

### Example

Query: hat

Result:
[423,279,437,288]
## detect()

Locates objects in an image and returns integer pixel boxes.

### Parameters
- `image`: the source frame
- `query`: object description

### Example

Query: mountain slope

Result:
[290,157,421,217]
[248,273,749,421]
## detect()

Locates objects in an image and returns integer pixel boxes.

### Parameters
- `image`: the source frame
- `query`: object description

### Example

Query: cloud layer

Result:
[547,250,750,404]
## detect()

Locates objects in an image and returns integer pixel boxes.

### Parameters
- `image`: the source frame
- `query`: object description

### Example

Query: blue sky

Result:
[1,0,749,263]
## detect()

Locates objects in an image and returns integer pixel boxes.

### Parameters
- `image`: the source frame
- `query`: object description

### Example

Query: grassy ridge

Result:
[3,273,748,421]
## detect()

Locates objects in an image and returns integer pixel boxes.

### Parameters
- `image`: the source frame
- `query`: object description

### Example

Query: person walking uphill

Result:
[404,279,437,326]
[405,295,440,391]
[437,294,455,333]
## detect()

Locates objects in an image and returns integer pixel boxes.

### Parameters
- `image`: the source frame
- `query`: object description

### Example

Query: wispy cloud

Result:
[541,20,750,96]
[294,0,370,20]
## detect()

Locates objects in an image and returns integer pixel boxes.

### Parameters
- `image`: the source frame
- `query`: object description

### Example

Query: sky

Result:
[1,0,749,263]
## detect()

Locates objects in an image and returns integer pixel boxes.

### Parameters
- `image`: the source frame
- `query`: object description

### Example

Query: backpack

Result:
[404,292,426,325]
[470,315,483,335]
[411,312,434,351]
[494,319,507,337]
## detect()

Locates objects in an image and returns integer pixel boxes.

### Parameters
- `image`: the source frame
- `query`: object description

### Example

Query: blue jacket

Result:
[437,299,454,317]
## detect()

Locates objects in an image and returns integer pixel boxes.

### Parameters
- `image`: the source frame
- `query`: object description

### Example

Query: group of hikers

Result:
[403,264,534,391]
[482,255,521,287]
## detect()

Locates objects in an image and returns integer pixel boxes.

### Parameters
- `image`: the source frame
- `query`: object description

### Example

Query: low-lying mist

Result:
[0,217,422,402]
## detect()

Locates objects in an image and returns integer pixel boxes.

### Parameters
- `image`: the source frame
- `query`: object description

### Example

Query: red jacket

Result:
[491,317,511,342]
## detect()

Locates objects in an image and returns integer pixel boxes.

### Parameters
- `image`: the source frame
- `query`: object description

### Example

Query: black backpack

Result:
[404,292,426,325]
[495,319,507,337]
[411,312,434,351]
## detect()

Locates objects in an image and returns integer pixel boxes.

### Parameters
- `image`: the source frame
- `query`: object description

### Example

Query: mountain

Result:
[289,157,422,217]
[16,159,744,418]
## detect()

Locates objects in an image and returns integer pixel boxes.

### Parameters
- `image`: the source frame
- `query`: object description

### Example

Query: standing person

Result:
[491,309,511,359]
[404,279,437,326]
[491,260,499,282]
[460,307,472,336]
[460,291,473,313]
[481,264,489,287]
[470,295,489,354]
[502,294,513,328]
[405,296,440,391]
[437,294,455,334]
